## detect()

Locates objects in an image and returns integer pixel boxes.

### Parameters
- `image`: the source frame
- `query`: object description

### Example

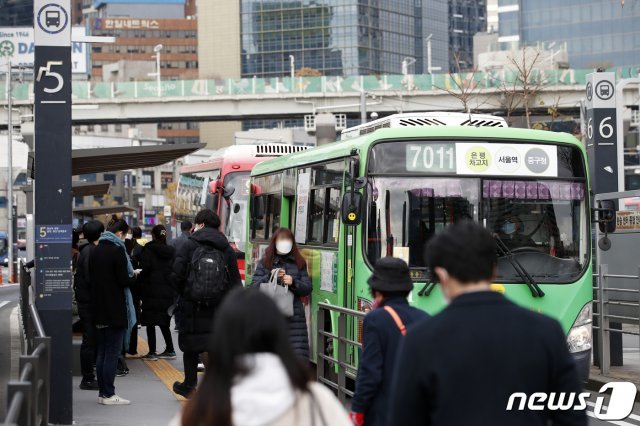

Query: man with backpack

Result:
[171,209,242,397]
[350,257,428,426]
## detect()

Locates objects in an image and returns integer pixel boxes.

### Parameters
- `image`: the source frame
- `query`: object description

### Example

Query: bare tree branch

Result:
[435,51,483,115]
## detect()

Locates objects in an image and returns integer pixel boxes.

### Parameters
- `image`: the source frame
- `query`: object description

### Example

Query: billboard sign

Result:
[0,26,87,73]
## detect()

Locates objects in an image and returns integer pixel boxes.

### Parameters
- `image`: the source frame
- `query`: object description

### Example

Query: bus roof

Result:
[181,144,308,174]
[250,125,583,176]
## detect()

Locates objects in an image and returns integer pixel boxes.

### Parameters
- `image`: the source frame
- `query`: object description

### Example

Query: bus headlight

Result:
[567,303,592,353]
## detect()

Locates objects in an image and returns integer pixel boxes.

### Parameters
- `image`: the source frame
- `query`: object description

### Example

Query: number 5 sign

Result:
[36,61,64,93]
[585,72,619,194]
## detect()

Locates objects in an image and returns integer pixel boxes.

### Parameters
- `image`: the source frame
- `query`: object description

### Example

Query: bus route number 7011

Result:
[406,143,456,173]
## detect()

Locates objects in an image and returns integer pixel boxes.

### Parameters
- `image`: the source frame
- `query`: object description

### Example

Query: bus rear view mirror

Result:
[223,186,236,199]
[597,200,616,234]
[341,192,363,225]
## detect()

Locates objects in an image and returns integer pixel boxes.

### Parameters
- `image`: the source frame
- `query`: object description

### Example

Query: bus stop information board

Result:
[33,0,73,423]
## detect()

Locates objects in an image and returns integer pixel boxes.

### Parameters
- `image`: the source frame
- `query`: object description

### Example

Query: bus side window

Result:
[269,195,282,235]
[308,189,325,243]
[251,194,266,240]
[251,194,281,241]
[325,188,341,244]
[307,186,341,246]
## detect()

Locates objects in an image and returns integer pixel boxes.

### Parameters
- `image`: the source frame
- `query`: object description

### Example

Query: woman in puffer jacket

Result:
[169,289,350,426]
[250,228,312,359]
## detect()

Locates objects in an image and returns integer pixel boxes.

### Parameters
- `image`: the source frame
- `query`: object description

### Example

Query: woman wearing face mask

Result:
[89,216,138,405]
[251,228,312,359]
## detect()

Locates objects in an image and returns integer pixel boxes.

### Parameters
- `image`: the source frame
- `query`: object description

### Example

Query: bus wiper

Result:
[418,268,438,297]
[494,235,545,298]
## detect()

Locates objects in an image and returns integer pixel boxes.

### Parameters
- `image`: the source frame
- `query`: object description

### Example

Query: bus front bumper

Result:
[572,349,591,384]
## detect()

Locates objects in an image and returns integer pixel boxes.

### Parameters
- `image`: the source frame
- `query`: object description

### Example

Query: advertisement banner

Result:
[0,26,87,73]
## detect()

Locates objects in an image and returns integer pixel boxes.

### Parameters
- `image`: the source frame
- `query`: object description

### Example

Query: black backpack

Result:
[186,243,229,303]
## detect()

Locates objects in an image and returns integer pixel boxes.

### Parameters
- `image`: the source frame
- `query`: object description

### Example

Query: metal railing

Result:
[592,264,640,376]
[316,302,365,404]
[3,265,51,426]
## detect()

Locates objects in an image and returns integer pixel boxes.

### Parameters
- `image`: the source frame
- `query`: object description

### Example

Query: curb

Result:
[587,374,640,403]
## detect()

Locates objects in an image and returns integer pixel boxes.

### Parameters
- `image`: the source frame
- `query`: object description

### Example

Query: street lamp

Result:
[151,44,163,96]
[289,55,295,91]
[2,57,16,282]
[425,34,442,74]
[402,57,416,76]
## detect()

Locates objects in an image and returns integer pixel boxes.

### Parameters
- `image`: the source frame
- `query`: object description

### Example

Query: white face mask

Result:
[276,239,293,255]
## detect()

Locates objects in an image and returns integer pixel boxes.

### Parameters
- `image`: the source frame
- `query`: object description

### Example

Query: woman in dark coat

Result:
[138,225,177,360]
[250,228,312,358]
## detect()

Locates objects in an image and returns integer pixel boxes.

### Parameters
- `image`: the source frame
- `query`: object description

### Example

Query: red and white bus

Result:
[176,144,307,280]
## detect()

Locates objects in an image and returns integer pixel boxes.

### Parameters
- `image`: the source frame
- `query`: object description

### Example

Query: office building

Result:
[486,0,498,32]
[497,0,640,68]
[448,0,487,70]
[94,0,187,19]
[197,0,452,148]
[0,0,33,26]
[88,0,200,144]
[90,17,198,80]
[199,0,450,79]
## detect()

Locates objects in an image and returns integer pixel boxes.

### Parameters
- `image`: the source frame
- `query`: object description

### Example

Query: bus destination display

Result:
[404,142,558,177]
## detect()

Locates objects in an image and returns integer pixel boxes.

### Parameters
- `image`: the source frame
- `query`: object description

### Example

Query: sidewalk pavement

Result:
[586,339,640,402]
[73,327,186,426]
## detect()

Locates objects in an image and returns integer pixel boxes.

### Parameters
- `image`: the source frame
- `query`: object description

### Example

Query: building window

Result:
[142,171,154,189]
[161,172,173,189]
[104,174,117,185]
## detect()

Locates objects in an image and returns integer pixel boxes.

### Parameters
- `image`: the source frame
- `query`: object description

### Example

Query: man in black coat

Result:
[388,222,586,426]
[171,209,242,397]
[74,220,104,391]
[350,257,428,426]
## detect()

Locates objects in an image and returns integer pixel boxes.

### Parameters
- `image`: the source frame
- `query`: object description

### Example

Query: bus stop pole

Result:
[33,0,73,422]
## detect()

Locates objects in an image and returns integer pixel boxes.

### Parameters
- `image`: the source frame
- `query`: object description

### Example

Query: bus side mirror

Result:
[595,200,616,251]
[223,186,236,199]
[597,200,616,234]
[341,192,363,225]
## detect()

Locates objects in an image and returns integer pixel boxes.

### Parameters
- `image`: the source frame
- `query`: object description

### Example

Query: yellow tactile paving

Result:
[135,336,187,402]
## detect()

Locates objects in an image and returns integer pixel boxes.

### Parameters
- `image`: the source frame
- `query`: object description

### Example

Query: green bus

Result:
[245,112,593,382]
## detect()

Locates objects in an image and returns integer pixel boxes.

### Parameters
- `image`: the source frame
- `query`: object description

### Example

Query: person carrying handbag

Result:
[250,228,312,359]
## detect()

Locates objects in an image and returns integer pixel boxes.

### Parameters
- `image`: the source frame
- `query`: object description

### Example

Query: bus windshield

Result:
[365,177,588,284]
[221,172,250,255]
[176,169,220,221]
[366,140,588,283]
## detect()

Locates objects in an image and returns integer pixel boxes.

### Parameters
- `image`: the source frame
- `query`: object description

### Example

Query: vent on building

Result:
[341,112,507,140]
